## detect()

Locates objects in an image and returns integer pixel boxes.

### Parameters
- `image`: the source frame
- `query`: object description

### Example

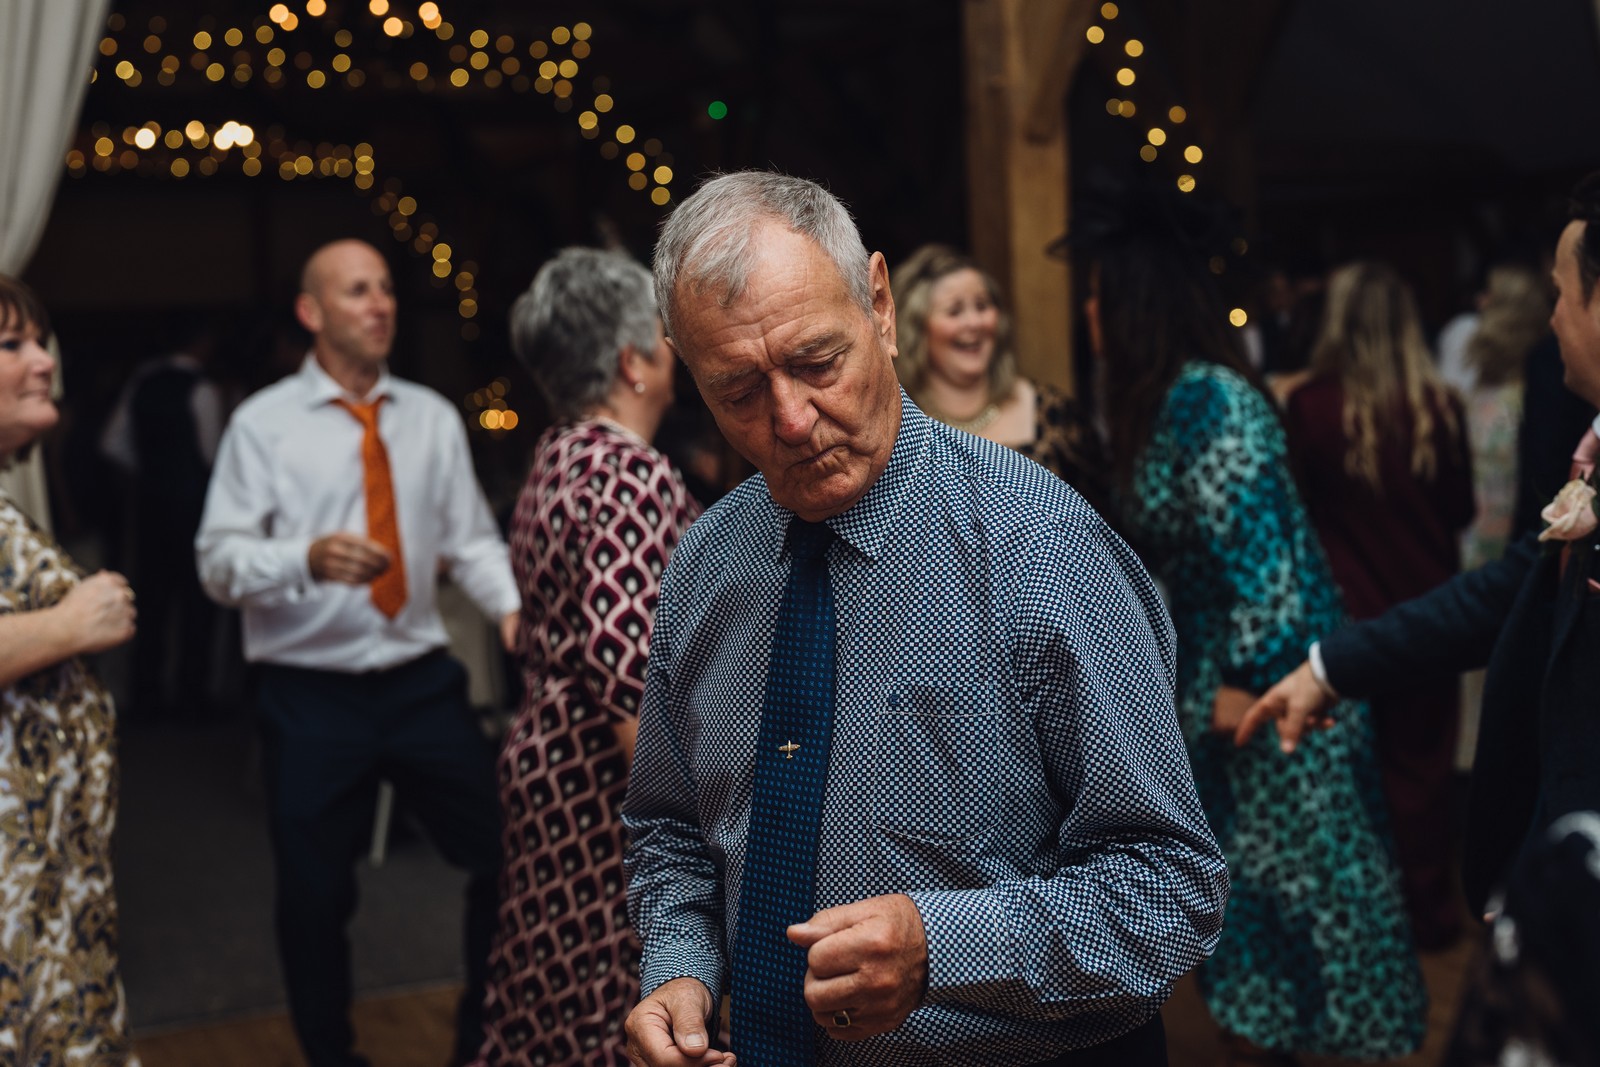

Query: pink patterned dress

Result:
[473,419,699,1067]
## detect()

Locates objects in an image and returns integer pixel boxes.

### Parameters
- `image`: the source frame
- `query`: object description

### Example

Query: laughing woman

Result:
[0,275,140,1065]
[891,244,1109,511]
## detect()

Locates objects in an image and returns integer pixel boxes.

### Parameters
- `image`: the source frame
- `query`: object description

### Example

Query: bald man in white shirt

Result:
[197,239,519,1067]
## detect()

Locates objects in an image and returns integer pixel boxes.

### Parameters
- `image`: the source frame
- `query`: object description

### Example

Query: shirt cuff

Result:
[638,943,725,1005]
[1307,642,1340,701]
[905,887,1017,1007]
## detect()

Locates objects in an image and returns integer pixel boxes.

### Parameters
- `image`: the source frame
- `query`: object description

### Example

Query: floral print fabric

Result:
[1119,364,1426,1058]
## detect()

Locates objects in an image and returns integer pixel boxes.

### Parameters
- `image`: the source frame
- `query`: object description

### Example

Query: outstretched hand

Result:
[1234,660,1337,752]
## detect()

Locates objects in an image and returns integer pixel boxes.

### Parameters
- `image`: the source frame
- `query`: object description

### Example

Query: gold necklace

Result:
[936,402,1000,434]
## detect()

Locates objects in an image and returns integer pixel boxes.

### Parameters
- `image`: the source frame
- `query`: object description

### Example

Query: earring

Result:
[634,381,646,394]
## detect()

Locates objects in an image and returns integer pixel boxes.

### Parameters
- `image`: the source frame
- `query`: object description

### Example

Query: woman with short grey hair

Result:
[470,247,700,1067]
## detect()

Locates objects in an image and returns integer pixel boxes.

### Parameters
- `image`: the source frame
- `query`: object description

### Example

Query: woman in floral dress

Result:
[1074,201,1426,1065]
[0,275,140,1065]
[471,249,699,1066]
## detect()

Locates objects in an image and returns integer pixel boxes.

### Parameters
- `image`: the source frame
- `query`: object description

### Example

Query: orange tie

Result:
[333,397,408,618]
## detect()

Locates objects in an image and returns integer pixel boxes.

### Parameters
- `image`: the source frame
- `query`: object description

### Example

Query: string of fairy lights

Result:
[1083,2,1202,195]
[70,1,688,432]
[1085,2,1251,327]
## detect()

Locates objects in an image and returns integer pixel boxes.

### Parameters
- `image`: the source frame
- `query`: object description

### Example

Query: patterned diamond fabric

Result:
[472,420,699,1067]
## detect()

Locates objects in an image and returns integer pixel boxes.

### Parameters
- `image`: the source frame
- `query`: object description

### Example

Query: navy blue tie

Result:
[731,518,837,1064]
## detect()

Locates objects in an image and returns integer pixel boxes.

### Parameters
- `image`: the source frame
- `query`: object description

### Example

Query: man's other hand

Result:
[499,611,522,654]
[624,977,736,1067]
[1234,660,1337,753]
[308,532,391,585]
[789,893,928,1041]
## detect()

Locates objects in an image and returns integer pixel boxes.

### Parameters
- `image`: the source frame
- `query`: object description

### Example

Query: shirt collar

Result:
[299,351,395,408]
[765,389,931,563]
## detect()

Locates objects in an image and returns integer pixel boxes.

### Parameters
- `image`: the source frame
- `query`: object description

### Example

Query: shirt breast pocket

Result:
[872,684,1003,844]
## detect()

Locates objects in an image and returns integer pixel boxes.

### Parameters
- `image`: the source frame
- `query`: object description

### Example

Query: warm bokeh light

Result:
[616,124,636,144]
[653,165,673,184]
[134,128,156,149]
[596,94,614,113]
[1118,100,1136,117]
[1184,145,1203,163]
[1125,39,1143,56]
[383,17,403,36]
[1169,105,1188,124]
[1139,145,1157,162]
[1147,127,1166,145]
[1228,308,1248,327]
[368,0,389,14]
[306,0,327,15]
[1116,67,1135,86]
[625,152,645,171]
[578,110,598,130]
[1101,3,1119,19]
[1086,26,1105,44]
[268,3,289,23]
[1177,174,1197,192]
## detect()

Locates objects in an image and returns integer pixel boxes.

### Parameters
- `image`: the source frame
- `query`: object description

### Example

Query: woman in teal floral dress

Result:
[1075,205,1426,1064]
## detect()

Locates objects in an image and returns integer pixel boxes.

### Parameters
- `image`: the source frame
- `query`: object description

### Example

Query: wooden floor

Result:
[133,936,1477,1067]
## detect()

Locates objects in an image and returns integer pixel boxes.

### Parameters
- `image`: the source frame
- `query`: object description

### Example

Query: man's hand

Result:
[56,571,137,654]
[308,532,391,585]
[499,611,522,654]
[1234,660,1337,752]
[789,893,928,1041]
[624,977,735,1067]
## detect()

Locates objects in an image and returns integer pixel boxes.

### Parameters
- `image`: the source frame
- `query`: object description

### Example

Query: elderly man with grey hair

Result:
[621,171,1227,1067]
[471,246,700,1066]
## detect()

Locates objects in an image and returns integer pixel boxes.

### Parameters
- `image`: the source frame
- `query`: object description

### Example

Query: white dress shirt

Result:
[196,355,519,672]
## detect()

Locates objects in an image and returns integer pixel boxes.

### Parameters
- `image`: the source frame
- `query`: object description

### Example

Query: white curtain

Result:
[0,0,108,271]
[0,0,110,528]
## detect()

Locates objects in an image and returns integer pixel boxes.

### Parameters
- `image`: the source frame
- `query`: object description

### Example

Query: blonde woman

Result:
[891,244,1108,510]
[1284,260,1475,949]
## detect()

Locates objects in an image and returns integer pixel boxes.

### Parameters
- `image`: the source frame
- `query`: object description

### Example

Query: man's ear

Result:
[869,251,898,359]
[294,291,322,335]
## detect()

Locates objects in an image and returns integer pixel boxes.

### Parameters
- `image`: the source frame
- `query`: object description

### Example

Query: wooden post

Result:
[963,0,1096,393]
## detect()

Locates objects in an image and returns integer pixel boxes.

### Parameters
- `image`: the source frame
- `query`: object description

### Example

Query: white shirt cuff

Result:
[1307,642,1340,701]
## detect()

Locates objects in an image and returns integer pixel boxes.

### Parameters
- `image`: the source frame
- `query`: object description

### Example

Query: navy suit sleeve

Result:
[1320,533,1540,696]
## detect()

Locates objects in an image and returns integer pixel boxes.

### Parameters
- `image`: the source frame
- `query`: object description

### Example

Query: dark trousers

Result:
[1030,1015,1167,1067]
[256,652,503,1067]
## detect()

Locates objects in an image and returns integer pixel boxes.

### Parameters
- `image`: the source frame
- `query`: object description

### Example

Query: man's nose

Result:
[771,380,817,445]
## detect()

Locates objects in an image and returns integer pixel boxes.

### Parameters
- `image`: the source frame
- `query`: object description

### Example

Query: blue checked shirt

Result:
[623,392,1227,1065]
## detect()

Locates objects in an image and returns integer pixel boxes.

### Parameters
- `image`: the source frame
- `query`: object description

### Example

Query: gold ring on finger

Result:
[832,1010,851,1029]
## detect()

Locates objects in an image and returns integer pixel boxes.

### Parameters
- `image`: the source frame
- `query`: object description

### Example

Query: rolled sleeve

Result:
[196,419,318,609]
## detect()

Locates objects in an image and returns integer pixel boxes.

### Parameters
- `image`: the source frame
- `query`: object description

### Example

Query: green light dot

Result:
[707,99,728,120]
